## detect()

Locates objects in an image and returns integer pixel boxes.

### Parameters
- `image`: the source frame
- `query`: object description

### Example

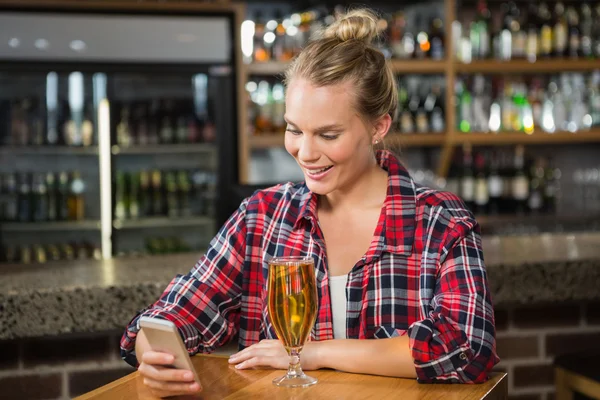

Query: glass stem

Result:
[286,347,303,378]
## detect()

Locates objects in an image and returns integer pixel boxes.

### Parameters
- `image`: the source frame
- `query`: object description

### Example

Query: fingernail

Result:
[190,383,199,391]
[165,355,174,363]
[184,372,193,380]
[235,363,243,369]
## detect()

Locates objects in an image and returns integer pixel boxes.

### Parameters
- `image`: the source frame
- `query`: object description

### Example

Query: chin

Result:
[304,178,334,195]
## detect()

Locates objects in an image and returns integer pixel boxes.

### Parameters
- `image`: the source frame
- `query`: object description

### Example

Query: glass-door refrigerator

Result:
[0,5,239,263]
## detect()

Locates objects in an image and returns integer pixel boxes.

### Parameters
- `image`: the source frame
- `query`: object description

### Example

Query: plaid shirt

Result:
[121,150,499,383]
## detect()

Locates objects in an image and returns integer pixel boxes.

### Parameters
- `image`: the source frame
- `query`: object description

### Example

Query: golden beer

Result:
[267,256,318,387]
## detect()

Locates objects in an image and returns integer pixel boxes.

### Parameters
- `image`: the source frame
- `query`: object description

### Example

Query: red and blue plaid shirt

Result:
[121,150,499,383]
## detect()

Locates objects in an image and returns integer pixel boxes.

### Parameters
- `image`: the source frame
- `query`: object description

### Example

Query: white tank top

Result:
[329,274,349,339]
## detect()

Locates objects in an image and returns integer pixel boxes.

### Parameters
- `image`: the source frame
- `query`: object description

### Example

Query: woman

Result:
[121,8,499,397]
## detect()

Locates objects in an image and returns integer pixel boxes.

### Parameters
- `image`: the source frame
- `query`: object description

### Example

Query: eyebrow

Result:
[284,117,344,134]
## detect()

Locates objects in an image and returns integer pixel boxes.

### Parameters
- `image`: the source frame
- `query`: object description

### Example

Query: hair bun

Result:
[323,9,379,45]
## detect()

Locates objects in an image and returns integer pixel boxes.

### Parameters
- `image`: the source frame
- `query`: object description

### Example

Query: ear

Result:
[371,113,392,144]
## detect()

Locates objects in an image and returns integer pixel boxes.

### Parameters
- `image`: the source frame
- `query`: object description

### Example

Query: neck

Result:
[319,162,388,213]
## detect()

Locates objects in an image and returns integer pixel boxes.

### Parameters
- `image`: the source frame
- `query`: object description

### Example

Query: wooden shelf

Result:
[456,59,600,74]
[0,220,101,232]
[246,59,448,76]
[0,146,99,156]
[113,216,214,230]
[111,143,216,155]
[452,129,600,146]
[389,59,447,74]
[385,133,446,147]
[248,134,285,149]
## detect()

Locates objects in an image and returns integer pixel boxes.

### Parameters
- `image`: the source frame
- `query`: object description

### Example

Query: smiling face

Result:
[284,78,388,196]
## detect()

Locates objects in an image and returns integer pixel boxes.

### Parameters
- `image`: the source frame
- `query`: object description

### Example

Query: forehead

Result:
[285,78,357,124]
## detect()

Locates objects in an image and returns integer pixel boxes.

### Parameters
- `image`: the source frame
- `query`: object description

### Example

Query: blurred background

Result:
[1,0,599,399]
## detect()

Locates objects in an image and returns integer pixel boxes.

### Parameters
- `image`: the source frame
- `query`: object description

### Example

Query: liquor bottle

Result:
[445,153,461,196]
[3,173,18,222]
[253,12,270,62]
[528,157,545,214]
[474,152,489,215]
[129,172,140,219]
[429,17,445,60]
[134,104,149,146]
[147,100,160,145]
[114,171,127,221]
[166,171,179,218]
[57,171,70,221]
[204,172,217,217]
[30,99,45,146]
[553,2,568,57]
[46,71,59,145]
[32,173,49,222]
[511,145,529,214]
[151,170,164,215]
[458,80,473,133]
[593,4,600,58]
[20,245,32,264]
[177,170,192,217]
[160,100,175,144]
[139,170,152,217]
[255,80,273,133]
[34,245,47,264]
[397,80,414,133]
[18,172,31,222]
[61,243,75,261]
[271,83,286,132]
[116,106,132,147]
[498,2,513,61]
[426,81,445,133]
[525,2,539,62]
[67,171,85,221]
[487,151,503,215]
[566,6,581,58]
[81,103,94,147]
[460,143,476,211]
[47,244,61,262]
[65,71,85,147]
[580,3,594,59]
[175,115,187,144]
[539,3,554,59]
[389,11,407,59]
[511,2,527,59]
[543,157,560,213]
[414,16,430,59]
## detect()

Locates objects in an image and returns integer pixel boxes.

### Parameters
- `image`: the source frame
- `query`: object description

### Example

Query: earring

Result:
[374,139,379,144]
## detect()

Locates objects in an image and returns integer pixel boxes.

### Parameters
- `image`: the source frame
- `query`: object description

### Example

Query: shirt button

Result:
[459,353,468,360]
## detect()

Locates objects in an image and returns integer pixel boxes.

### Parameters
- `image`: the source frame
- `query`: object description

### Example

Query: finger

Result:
[143,377,201,394]
[235,356,288,370]
[230,340,280,360]
[139,363,196,383]
[141,351,175,366]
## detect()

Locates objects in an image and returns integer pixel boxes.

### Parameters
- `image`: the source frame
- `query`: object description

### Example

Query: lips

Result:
[303,165,334,180]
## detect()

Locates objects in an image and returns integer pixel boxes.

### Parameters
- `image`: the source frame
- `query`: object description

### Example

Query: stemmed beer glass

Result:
[267,256,318,388]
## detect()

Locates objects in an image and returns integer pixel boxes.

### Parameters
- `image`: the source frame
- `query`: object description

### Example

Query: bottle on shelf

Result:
[460,143,476,211]
[474,152,490,215]
[115,171,128,221]
[2,173,18,222]
[57,171,70,221]
[553,2,568,58]
[17,172,31,222]
[487,151,503,215]
[67,171,85,221]
[511,145,529,215]
[32,173,49,222]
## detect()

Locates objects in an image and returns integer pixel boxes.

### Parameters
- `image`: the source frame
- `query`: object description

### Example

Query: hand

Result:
[228,339,320,371]
[138,351,202,398]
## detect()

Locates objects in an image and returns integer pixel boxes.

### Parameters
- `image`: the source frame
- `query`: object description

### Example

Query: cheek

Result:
[284,135,298,158]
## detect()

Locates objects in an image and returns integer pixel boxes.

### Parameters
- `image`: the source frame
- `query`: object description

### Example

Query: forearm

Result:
[310,336,417,378]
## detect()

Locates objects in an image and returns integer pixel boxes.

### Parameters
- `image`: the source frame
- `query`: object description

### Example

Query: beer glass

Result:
[267,256,318,387]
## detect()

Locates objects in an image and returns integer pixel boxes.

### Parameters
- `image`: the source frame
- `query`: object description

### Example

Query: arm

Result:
[310,336,417,378]
[407,220,499,383]
[120,198,249,367]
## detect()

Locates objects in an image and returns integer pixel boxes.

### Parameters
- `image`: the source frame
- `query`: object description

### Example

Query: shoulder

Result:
[413,184,478,234]
[244,181,309,217]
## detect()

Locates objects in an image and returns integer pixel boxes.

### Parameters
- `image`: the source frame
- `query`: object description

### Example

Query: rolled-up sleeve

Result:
[120,198,248,367]
[408,220,499,383]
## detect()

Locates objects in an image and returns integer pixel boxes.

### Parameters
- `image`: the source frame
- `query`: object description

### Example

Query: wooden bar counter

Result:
[75,354,507,400]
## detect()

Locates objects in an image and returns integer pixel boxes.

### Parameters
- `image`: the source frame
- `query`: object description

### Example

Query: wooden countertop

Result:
[74,354,507,400]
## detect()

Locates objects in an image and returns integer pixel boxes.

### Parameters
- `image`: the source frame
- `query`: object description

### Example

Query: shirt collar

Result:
[295,150,416,255]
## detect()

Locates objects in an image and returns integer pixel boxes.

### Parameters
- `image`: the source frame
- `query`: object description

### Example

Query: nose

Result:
[297,135,320,163]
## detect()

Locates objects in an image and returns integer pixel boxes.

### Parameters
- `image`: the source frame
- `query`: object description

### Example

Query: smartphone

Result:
[139,316,201,386]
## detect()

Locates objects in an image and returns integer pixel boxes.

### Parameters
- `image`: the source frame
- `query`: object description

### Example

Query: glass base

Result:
[272,373,318,388]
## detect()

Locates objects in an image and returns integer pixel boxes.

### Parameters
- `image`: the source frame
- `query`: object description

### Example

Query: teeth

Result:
[307,166,331,174]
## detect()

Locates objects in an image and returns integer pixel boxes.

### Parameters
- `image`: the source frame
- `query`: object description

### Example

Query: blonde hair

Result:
[284,8,397,128]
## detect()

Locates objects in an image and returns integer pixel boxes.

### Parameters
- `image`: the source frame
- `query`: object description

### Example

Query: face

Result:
[284,78,387,196]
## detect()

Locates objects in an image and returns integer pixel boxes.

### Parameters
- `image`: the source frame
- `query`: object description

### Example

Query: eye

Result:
[285,128,302,135]
[321,134,339,141]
